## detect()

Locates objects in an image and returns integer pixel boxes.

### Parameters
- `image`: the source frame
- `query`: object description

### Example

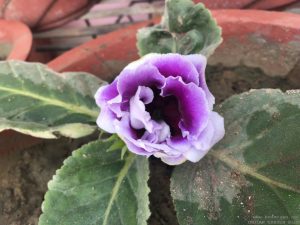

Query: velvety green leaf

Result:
[39,139,150,225]
[0,61,104,138]
[137,0,222,56]
[138,27,175,55]
[171,89,300,225]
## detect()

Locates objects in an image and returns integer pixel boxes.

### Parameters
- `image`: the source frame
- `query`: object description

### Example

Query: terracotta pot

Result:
[48,19,155,81]
[194,0,297,9]
[194,0,255,9]
[209,10,300,79]
[48,10,300,81]
[0,0,98,31]
[248,0,297,9]
[0,19,32,60]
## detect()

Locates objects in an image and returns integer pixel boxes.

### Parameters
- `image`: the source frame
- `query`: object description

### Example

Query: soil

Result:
[0,65,298,225]
[0,138,93,225]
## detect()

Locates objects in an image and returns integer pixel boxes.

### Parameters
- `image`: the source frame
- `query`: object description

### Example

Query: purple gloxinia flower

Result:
[95,53,225,165]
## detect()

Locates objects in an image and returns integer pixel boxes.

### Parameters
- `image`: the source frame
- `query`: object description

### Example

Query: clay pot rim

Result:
[195,0,298,9]
[35,0,98,31]
[0,19,32,60]
[47,9,300,76]
[212,9,300,42]
[248,0,297,10]
[212,9,300,29]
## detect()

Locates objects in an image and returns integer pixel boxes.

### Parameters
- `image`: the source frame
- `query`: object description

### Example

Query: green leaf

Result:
[171,89,300,225]
[137,0,222,57]
[0,61,104,139]
[39,139,150,225]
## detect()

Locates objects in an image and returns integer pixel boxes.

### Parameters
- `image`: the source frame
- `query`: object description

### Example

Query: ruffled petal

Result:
[161,76,210,137]
[142,121,170,143]
[117,64,165,102]
[160,155,187,166]
[96,108,117,133]
[184,112,225,162]
[114,115,150,156]
[94,79,118,107]
[114,115,171,155]
[184,54,215,109]
[183,148,208,163]
[106,94,123,117]
[129,86,154,131]
[197,111,225,150]
[167,136,191,153]
[144,53,200,85]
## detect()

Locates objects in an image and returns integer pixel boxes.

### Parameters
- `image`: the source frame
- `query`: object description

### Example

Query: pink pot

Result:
[0,0,98,31]
[0,20,32,60]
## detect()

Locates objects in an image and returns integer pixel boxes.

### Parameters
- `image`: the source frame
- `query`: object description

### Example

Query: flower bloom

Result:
[95,53,224,165]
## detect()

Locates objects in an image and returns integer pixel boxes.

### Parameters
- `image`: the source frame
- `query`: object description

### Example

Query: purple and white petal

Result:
[166,137,192,153]
[142,121,170,143]
[95,79,118,107]
[95,53,225,165]
[106,94,123,117]
[144,53,200,85]
[114,115,150,156]
[182,148,208,163]
[117,64,165,102]
[184,54,215,109]
[96,108,117,133]
[160,155,187,166]
[161,76,210,137]
[129,86,154,131]
[199,111,225,149]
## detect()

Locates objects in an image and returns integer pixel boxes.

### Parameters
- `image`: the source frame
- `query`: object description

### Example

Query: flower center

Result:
[146,88,182,137]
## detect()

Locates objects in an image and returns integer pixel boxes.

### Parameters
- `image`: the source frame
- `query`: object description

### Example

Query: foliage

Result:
[171,89,300,224]
[39,140,150,225]
[137,0,222,57]
[0,61,102,139]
